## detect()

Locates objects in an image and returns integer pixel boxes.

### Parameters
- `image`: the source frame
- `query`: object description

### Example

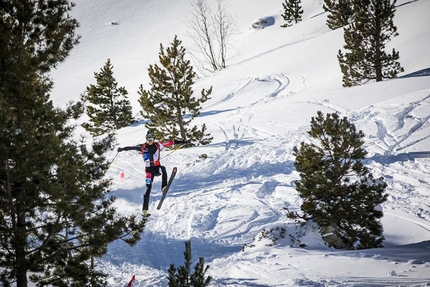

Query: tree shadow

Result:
[173,160,296,194]
[104,233,241,271]
[199,108,236,118]
[399,67,430,78]
[365,151,430,164]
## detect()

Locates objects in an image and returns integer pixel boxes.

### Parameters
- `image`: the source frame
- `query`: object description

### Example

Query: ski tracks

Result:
[215,73,301,151]
[204,79,253,111]
[362,93,430,156]
[307,98,349,114]
[377,158,430,222]
[349,93,430,224]
[249,73,291,105]
[303,93,430,157]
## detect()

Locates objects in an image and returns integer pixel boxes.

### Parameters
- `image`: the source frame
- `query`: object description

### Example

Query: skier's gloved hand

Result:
[117,147,123,152]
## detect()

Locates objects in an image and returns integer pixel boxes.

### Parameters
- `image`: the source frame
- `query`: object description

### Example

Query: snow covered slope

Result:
[50,0,430,286]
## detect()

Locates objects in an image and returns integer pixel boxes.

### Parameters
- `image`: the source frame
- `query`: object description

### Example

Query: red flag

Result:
[127,275,135,287]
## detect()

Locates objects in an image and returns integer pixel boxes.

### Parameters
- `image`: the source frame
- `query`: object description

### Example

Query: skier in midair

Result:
[117,130,186,212]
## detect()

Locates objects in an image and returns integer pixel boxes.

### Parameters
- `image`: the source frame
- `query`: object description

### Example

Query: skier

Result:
[117,130,187,212]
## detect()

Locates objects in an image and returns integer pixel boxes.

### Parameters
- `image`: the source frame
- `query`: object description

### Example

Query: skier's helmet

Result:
[146,130,155,140]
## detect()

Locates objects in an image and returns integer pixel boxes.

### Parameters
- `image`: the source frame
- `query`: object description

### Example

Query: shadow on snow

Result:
[103,232,242,271]
[399,67,430,78]
[366,151,430,164]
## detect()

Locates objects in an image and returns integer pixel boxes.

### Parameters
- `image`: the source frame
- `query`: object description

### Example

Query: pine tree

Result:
[293,111,388,250]
[0,2,146,286]
[167,241,212,287]
[82,58,134,136]
[337,0,404,87]
[138,35,213,146]
[281,0,304,28]
[323,0,353,30]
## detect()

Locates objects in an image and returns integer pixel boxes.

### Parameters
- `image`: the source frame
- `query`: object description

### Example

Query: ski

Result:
[156,167,177,210]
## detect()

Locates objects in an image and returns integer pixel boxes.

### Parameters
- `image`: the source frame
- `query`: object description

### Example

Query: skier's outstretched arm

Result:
[117,144,142,152]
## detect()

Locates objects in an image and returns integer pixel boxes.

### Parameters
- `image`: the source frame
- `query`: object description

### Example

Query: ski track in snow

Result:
[358,93,430,156]
[204,79,254,111]
[213,73,302,151]
[347,92,430,225]
[307,98,350,114]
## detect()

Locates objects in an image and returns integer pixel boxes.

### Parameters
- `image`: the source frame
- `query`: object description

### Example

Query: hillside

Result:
[50,0,430,286]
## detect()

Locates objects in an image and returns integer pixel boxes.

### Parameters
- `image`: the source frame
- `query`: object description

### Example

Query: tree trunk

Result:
[16,192,28,287]
[374,14,383,82]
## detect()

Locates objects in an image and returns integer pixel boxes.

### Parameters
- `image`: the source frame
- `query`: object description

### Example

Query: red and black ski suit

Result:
[119,140,180,211]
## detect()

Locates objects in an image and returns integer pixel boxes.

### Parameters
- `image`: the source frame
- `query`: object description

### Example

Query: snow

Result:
[49,0,430,286]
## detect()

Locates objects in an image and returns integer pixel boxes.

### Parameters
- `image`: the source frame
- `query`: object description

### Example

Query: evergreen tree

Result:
[337,0,404,87]
[82,58,134,136]
[281,0,303,28]
[323,0,353,30]
[138,35,213,146]
[293,111,388,250]
[167,241,212,287]
[0,2,146,287]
